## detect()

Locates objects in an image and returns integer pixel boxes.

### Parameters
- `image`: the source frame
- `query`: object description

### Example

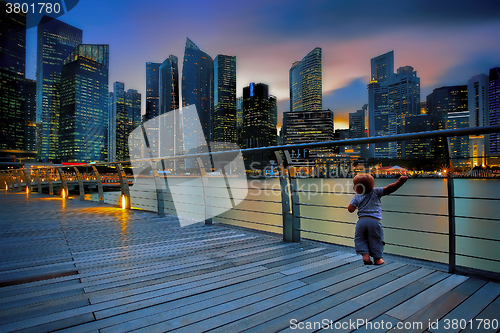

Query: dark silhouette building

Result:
[213,54,237,148]
[283,109,334,166]
[36,16,82,162]
[182,38,213,154]
[145,62,160,120]
[59,45,109,163]
[0,3,36,159]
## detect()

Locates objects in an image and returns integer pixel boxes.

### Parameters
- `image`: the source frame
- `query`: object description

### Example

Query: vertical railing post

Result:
[91,165,104,203]
[73,167,85,201]
[285,151,301,242]
[36,169,43,194]
[48,168,54,195]
[23,168,32,193]
[151,161,165,216]
[116,163,131,209]
[275,151,301,242]
[8,171,15,190]
[15,169,23,192]
[56,167,69,198]
[445,137,456,273]
[196,157,212,225]
[275,151,293,242]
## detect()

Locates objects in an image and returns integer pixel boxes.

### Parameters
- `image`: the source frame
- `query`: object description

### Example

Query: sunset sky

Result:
[25,0,500,129]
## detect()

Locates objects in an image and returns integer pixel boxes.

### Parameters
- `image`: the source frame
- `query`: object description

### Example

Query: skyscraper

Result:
[426,85,468,162]
[59,44,109,163]
[0,3,35,157]
[347,106,367,157]
[468,74,489,166]
[36,16,82,162]
[289,47,322,112]
[213,54,237,146]
[371,50,394,83]
[182,38,213,156]
[283,109,334,166]
[241,83,276,148]
[489,67,500,156]
[108,82,141,161]
[367,51,420,159]
[159,55,179,115]
[145,62,160,120]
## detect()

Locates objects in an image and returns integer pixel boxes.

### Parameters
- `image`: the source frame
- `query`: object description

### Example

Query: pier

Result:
[0,191,499,332]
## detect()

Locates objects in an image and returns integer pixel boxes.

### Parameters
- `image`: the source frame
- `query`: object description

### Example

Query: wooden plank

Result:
[386,274,469,321]
[352,268,434,306]
[105,281,307,333]
[58,272,293,333]
[280,254,356,275]
[245,266,405,333]
[429,282,500,333]
[208,290,333,333]
[389,291,467,333]
[326,282,429,333]
[323,263,408,294]
[459,295,500,333]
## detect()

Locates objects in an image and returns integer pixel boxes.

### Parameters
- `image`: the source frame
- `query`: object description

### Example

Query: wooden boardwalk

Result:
[0,191,499,333]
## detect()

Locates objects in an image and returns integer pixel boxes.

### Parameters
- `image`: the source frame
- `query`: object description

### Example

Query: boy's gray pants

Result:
[354,217,385,259]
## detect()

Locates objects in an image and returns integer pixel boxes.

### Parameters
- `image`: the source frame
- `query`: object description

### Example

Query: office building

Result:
[426,85,468,161]
[468,74,489,166]
[346,105,367,157]
[145,62,160,120]
[37,16,82,162]
[241,83,277,148]
[447,111,470,168]
[159,55,179,115]
[289,47,322,112]
[182,38,213,157]
[213,54,237,147]
[489,67,500,156]
[109,82,141,161]
[283,109,334,166]
[59,44,109,163]
[0,4,36,158]
[236,96,243,138]
[367,51,420,159]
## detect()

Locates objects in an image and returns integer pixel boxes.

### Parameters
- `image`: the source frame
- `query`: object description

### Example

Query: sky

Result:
[25,0,500,129]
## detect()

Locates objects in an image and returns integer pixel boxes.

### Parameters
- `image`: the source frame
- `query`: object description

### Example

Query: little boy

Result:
[347,174,408,265]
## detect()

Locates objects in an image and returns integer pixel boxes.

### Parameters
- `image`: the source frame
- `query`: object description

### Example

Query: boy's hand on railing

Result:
[399,176,408,184]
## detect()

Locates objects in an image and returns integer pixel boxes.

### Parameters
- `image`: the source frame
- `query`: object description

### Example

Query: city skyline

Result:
[23,0,500,129]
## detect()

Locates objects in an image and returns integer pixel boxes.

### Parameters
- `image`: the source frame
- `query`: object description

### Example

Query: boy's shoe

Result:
[363,260,373,265]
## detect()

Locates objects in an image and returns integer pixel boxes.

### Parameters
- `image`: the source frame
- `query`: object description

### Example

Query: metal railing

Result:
[1,124,500,278]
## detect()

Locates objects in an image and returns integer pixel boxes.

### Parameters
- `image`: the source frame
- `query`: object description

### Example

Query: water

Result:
[89,177,500,273]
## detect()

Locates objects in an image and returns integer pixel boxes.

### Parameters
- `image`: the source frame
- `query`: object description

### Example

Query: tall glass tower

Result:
[289,47,322,112]
[367,51,420,159]
[159,55,179,115]
[36,16,82,162]
[468,74,489,166]
[213,54,237,146]
[59,44,109,163]
[182,38,213,154]
[159,55,181,160]
[108,82,141,162]
[489,67,500,155]
[0,3,36,156]
[145,62,160,120]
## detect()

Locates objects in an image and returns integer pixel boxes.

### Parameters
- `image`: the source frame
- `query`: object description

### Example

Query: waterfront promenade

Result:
[0,191,499,333]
